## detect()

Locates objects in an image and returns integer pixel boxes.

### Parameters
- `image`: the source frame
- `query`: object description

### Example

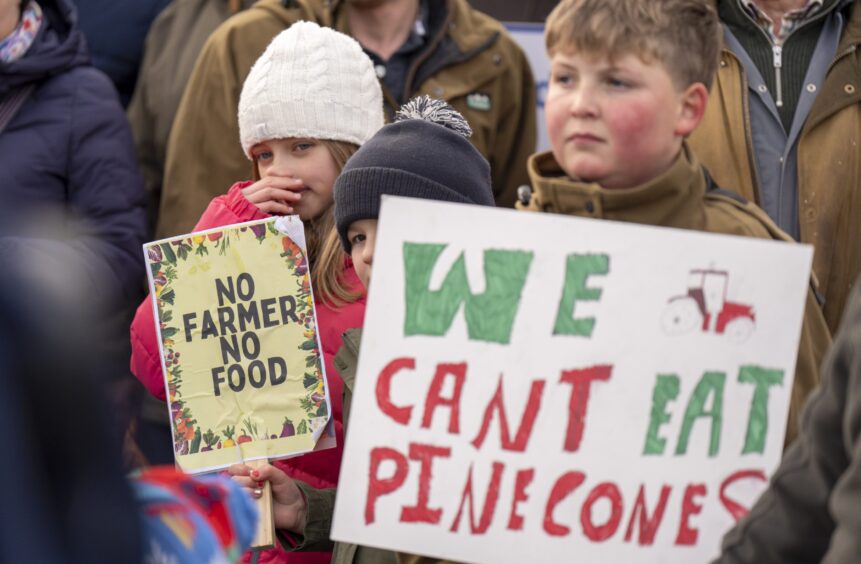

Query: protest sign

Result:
[144,217,333,474]
[331,197,813,563]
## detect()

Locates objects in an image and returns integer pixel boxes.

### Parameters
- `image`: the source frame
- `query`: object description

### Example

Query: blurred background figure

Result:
[0,0,149,462]
[0,247,258,564]
[128,0,255,231]
[0,243,142,564]
[71,0,171,107]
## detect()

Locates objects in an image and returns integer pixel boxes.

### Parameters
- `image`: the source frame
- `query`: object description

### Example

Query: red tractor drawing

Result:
[661,269,756,343]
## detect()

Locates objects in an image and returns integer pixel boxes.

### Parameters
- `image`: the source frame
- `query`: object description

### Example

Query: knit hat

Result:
[334,96,495,252]
[237,21,383,158]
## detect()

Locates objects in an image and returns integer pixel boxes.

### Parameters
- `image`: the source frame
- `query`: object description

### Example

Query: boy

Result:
[517,0,830,444]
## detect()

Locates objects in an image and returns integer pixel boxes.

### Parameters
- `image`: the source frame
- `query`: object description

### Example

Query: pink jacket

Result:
[130,180,364,494]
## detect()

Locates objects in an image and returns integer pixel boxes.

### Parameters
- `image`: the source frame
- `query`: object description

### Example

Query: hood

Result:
[0,0,89,95]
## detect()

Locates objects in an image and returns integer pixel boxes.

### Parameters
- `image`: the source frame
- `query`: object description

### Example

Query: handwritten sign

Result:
[144,217,333,474]
[331,197,813,562]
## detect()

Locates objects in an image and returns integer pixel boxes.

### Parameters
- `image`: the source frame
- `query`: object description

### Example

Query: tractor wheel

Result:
[661,298,702,336]
[725,317,755,343]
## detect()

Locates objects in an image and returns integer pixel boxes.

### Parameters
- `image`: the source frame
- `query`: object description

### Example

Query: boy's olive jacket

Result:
[156,0,535,239]
[518,145,832,446]
[690,0,861,334]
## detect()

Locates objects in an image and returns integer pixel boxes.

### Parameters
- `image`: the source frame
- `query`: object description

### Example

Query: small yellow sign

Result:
[144,217,333,473]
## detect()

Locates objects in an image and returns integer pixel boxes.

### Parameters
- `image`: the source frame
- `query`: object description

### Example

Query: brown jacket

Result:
[690,0,861,333]
[126,0,255,229]
[716,277,861,563]
[518,145,832,444]
[156,0,536,238]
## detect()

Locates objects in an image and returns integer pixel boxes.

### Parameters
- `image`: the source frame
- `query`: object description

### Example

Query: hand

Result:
[229,462,308,533]
[241,176,304,215]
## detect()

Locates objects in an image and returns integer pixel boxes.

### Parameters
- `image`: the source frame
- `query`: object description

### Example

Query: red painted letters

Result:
[421,363,467,433]
[559,365,613,452]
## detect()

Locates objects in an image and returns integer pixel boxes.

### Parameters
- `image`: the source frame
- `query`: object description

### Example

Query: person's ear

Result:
[674,82,709,137]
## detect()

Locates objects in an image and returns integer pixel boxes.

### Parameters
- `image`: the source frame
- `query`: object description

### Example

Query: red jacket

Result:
[130,182,364,533]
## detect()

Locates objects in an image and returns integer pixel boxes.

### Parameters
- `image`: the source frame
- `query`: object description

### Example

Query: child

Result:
[228,96,493,562]
[517,0,830,445]
[128,21,383,560]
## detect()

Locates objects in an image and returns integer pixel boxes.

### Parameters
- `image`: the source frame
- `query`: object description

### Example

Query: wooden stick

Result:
[248,459,276,549]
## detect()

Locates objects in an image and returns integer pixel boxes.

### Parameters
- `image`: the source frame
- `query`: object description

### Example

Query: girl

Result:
[229,97,495,560]
[129,21,384,562]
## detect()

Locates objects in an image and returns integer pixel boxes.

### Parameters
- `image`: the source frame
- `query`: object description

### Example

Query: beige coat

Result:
[690,0,861,333]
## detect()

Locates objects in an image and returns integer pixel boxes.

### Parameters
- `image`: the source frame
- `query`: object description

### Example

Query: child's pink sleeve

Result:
[129,181,268,400]
[130,294,167,400]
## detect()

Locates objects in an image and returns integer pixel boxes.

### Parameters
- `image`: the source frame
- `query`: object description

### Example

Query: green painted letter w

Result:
[403,243,533,344]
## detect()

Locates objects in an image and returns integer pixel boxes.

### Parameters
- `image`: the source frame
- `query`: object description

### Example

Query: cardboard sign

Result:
[144,217,333,474]
[331,197,813,562]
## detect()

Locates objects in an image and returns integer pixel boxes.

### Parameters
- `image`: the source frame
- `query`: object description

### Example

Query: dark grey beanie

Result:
[334,96,495,252]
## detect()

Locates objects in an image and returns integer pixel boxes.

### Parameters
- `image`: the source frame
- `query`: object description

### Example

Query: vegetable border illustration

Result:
[146,221,328,456]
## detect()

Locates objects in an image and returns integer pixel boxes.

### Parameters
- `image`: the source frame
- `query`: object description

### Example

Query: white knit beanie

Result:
[237,21,384,158]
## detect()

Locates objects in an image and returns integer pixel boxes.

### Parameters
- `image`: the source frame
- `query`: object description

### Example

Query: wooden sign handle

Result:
[249,459,276,549]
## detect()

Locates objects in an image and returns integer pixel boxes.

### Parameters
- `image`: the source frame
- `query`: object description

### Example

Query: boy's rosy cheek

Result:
[605,102,662,158]
[609,100,657,136]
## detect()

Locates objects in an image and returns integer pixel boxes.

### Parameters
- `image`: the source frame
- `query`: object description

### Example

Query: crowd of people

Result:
[1,0,860,561]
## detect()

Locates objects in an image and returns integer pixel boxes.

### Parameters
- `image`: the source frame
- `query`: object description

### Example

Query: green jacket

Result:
[156,0,536,238]
[690,0,861,333]
[716,278,861,563]
[518,145,832,446]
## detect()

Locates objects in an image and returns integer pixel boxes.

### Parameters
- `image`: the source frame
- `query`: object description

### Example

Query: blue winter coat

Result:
[73,0,172,106]
[0,0,148,315]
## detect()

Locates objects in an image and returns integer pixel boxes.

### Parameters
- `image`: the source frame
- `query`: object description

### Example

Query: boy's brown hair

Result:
[545,0,722,90]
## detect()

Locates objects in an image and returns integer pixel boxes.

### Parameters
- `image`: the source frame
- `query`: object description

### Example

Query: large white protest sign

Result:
[332,197,813,563]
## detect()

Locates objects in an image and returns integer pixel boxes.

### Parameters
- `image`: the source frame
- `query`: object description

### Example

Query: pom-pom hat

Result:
[334,96,495,252]
[237,21,384,158]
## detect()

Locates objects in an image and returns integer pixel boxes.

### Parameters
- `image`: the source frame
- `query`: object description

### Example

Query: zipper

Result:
[772,44,783,107]
[740,2,835,109]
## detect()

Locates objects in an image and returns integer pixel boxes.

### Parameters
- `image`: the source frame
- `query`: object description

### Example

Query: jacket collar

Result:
[526,144,708,231]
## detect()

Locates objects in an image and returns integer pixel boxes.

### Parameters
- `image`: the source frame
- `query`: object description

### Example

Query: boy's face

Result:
[347,219,379,290]
[545,49,703,189]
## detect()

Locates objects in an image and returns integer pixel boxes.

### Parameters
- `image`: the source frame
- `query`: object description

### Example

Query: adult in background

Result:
[72,0,171,106]
[0,0,148,436]
[689,0,861,333]
[155,0,536,238]
[128,0,256,231]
